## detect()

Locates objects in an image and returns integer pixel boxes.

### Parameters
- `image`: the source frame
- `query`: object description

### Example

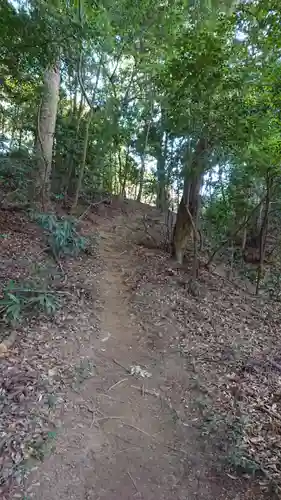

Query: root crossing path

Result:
[26,217,237,500]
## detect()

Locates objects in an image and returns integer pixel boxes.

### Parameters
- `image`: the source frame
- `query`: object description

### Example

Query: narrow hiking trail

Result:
[25,214,242,500]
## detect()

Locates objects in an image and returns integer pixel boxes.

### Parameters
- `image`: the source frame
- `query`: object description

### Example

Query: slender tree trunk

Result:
[72,77,78,116]
[10,125,16,150]
[65,95,84,199]
[137,114,152,202]
[71,108,93,211]
[155,131,169,210]
[116,142,124,196]
[256,173,273,295]
[1,114,5,136]
[34,63,60,209]
[156,154,167,210]
[18,128,23,149]
[156,134,168,211]
[137,155,145,202]
[108,152,113,193]
[121,147,130,197]
[241,225,247,252]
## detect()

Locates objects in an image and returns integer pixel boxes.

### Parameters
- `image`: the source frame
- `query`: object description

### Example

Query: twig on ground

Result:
[268,359,281,373]
[114,446,140,455]
[79,198,111,220]
[131,385,181,421]
[112,358,130,373]
[96,416,187,455]
[131,384,160,398]
[258,405,281,422]
[108,378,128,391]
[127,471,139,495]
[78,402,95,414]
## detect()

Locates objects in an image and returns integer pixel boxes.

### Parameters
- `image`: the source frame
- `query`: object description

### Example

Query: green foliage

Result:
[0,280,59,325]
[2,0,281,287]
[0,152,33,198]
[31,212,87,258]
[73,359,96,385]
[263,267,281,301]
[202,409,260,475]
[28,430,57,462]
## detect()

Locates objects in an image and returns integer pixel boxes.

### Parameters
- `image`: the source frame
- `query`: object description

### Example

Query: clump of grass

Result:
[200,405,260,475]
[30,211,87,259]
[74,359,96,385]
[0,279,59,325]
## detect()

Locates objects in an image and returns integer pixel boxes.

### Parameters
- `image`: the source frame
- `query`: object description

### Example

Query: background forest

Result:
[1,0,281,294]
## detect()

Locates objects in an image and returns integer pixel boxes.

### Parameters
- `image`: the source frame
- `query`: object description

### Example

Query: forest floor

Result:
[0,199,281,499]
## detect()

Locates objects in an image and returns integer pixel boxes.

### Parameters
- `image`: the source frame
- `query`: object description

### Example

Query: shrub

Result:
[0,151,33,198]
[31,212,87,258]
[263,267,281,301]
[0,280,59,325]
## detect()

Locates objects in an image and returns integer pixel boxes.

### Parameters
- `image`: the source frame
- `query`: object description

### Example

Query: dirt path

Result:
[25,217,237,500]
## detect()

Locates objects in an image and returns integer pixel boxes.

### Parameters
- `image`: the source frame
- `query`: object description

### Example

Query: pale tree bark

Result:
[35,63,60,209]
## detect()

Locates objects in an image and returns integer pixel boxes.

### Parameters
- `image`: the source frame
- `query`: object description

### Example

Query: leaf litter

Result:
[0,209,101,499]
[1,204,281,498]
[123,226,281,497]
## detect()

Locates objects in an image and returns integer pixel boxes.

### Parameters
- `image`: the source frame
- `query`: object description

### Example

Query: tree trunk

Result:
[10,124,16,150]
[121,147,130,198]
[64,95,84,199]
[156,133,168,211]
[156,154,168,210]
[18,128,23,149]
[1,114,5,136]
[35,63,60,209]
[172,138,206,264]
[137,115,152,202]
[256,172,273,295]
[241,225,247,252]
[137,154,145,202]
[71,108,93,211]
[116,140,124,196]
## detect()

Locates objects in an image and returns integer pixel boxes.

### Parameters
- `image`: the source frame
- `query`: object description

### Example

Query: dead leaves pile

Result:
[0,210,101,498]
[0,353,59,499]
[127,245,281,496]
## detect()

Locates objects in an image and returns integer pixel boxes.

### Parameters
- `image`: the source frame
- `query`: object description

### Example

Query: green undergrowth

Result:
[30,211,87,258]
[0,279,59,325]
